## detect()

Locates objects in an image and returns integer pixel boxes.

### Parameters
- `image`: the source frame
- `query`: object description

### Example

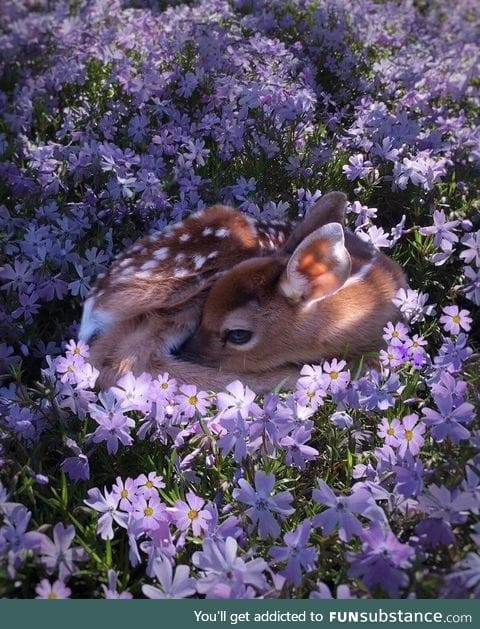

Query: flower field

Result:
[0,0,479,599]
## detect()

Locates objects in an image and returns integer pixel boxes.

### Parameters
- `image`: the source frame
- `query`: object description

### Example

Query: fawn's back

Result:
[79,205,293,388]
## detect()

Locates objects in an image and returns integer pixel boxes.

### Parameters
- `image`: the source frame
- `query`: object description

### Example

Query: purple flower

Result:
[392,288,436,323]
[397,414,425,457]
[136,472,165,499]
[312,480,379,542]
[378,417,402,447]
[217,412,249,462]
[192,536,268,598]
[439,305,472,335]
[177,384,210,418]
[310,582,356,599]
[422,391,474,443]
[323,359,350,394]
[446,553,480,597]
[84,487,129,540]
[38,523,87,581]
[35,579,71,599]
[394,153,449,191]
[97,569,132,599]
[346,523,415,596]
[383,321,410,346]
[60,438,90,481]
[279,426,319,470]
[419,209,459,249]
[434,333,473,372]
[459,230,480,267]
[168,491,212,537]
[394,454,425,498]
[216,380,257,420]
[110,371,152,412]
[416,484,473,547]
[269,520,317,586]
[233,470,294,539]
[132,495,168,533]
[89,392,136,455]
[0,505,45,578]
[142,557,196,599]
[342,154,372,180]
[111,476,141,511]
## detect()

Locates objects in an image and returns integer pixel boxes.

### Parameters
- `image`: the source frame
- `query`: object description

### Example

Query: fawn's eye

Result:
[225,329,253,345]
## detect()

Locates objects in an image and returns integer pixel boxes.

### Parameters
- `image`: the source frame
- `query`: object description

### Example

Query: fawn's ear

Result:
[279,222,351,304]
[283,191,347,254]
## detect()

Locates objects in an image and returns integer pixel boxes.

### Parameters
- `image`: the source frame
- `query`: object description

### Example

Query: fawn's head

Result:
[180,191,406,372]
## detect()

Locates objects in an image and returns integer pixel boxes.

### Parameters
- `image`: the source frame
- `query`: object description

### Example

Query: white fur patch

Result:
[78,297,115,342]
[193,254,207,270]
[343,258,375,288]
[179,233,191,242]
[140,260,158,271]
[153,247,169,260]
[135,270,153,279]
[202,227,213,236]
[215,228,230,238]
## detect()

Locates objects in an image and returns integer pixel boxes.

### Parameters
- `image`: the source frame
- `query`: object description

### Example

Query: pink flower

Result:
[378,417,402,447]
[137,472,165,499]
[132,495,168,532]
[397,414,425,457]
[439,305,472,336]
[177,384,211,418]
[35,579,71,599]
[168,491,212,537]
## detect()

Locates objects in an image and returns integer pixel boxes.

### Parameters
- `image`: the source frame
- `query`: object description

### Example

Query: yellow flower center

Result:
[392,330,399,337]
[73,347,82,355]
[307,390,315,399]
[161,382,169,390]
[188,395,198,406]
[412,341,419,348]
[47,592,58,600]
[121,489,128,498]
[329,371,339,380]
[387,427,395,436]
[187,509,199,521]
[405,430,413,442]
[452,315,461,324]
[145,480,154,489]
[144,506,154,517]
[388,352,394,360]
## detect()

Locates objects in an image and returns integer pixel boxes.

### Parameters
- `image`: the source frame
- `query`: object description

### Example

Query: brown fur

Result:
[180,195,408,376]
[82,192,408,391]
[83,204,297,390]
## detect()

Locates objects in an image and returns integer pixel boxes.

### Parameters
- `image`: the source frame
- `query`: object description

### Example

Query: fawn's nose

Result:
[174,333,205,362]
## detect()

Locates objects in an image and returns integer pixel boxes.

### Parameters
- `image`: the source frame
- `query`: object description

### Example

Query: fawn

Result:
[79,202,299,390]
[80,192,408,391]
[179,192,408,375]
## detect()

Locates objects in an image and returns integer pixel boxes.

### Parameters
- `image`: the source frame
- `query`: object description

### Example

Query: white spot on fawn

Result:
[202,227,213,236]
[215,228,230,238]
[140,260,158,271]
[174,268,190,278]
[79,297,115,342]
[153,247,169,260]
[193,254,207,270]
[207,251,218,259]
[179,233,191,242]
